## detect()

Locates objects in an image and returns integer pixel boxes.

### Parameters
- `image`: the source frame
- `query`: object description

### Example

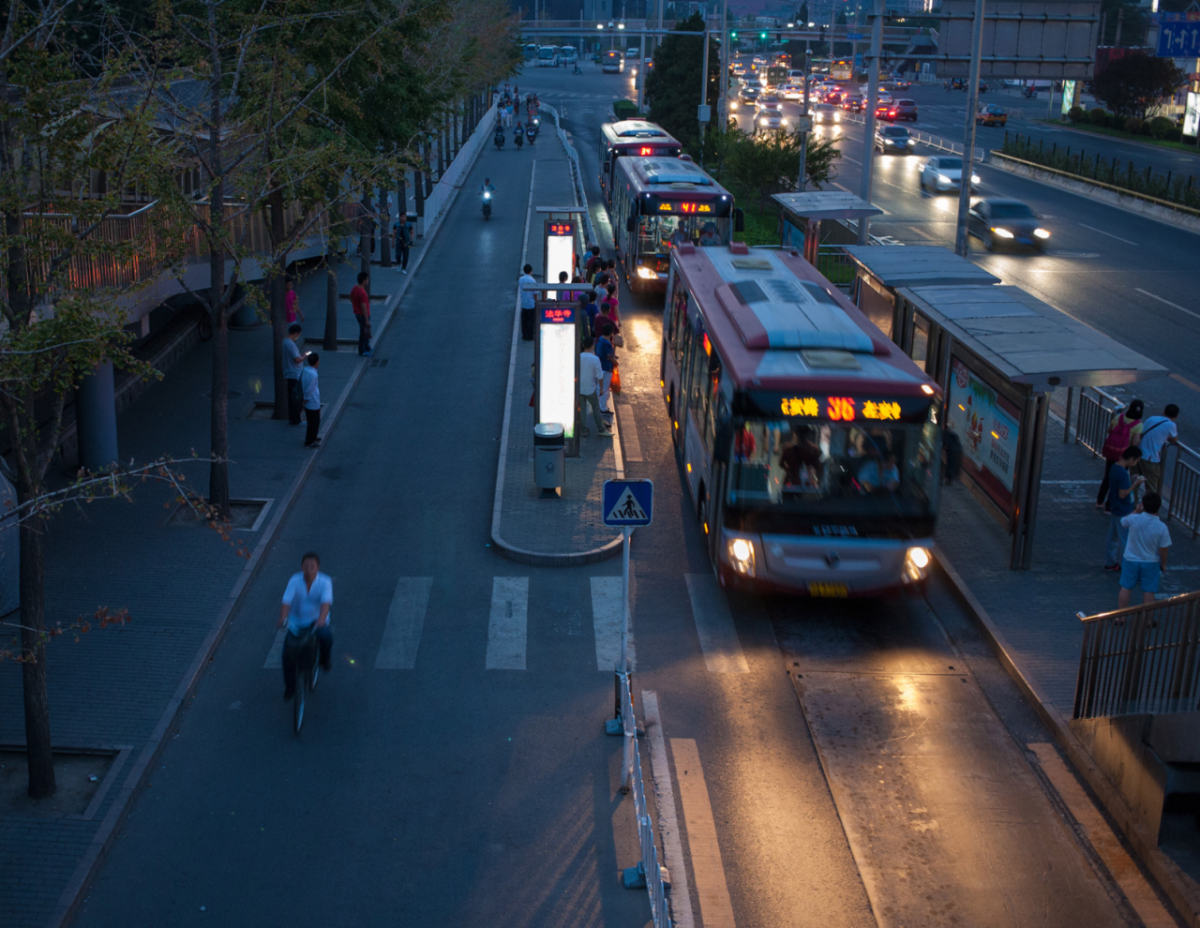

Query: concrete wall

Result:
[1070,714,1169,842]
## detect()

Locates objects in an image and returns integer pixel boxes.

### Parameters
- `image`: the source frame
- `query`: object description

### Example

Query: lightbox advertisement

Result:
[946,357,1022,516]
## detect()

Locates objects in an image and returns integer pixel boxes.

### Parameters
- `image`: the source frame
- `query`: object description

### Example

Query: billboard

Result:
[939,0,1101,80]
[946,357,1022,517]
[1185,91,1200,138]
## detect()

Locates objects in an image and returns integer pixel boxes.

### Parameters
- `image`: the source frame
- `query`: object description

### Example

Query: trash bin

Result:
[534,422,565,495]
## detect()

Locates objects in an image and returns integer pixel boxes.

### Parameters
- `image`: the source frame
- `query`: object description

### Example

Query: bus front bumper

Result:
[717,532,933,598]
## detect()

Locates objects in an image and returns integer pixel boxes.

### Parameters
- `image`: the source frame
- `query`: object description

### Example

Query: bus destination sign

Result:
[656,201,714,214]
[736,392,932,424]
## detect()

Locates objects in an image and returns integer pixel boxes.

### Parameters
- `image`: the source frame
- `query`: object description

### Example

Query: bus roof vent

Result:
[640,159,714,186]
[730,280,769,304]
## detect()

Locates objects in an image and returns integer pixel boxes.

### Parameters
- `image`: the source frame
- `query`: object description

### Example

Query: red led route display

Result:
[547,221,574,236]
[540,306,576,324]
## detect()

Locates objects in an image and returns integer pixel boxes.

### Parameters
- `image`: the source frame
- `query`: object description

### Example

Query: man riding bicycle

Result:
[278,551,333,699]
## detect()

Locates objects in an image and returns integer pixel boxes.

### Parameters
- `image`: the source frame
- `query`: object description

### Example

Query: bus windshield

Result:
[727,417,940,522]
[638,213,730,253]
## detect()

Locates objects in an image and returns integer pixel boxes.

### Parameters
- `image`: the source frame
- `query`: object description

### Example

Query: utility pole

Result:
[720,0,730,128]
[954,0,986,257]
[799,47,812,190]
[857,0,884,244]
[699,20,711,166]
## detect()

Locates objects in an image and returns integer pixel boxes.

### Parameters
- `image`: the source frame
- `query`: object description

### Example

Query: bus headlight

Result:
[904,546,931,583]
[728,538,756,576]
[636,266,656,279]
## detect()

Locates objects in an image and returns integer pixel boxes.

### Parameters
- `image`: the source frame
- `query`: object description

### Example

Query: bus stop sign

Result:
[603,479,653,527]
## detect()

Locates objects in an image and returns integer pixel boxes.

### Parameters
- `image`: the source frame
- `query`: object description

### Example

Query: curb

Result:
[44,117,495,928]
[933,548,1200,928]
[488,113,625,568]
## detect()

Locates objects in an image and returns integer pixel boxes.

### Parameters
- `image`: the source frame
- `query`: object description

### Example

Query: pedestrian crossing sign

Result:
[603,479,653,527]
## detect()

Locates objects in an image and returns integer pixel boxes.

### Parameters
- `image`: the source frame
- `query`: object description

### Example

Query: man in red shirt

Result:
[351,271,371,357]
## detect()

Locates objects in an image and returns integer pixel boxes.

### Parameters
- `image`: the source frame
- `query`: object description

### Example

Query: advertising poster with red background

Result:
[946,357,1022,516]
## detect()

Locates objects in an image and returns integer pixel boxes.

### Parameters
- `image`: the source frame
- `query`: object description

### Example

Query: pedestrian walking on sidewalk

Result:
[285,278,304,324]
[580,337,612,437]
[1097,399,1144,510]
[283,323,306,425]
[1138,404,1179,496]
[351,271,372,356]
[301,353,322,447]
[394,214,414,272]
[1119,493,1172,607]
[278,552,333,699]
[1104,445,1143,570]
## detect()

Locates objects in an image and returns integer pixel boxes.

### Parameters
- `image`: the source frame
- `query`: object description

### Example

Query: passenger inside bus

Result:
[639,214,730,253]
[728,418,938,514]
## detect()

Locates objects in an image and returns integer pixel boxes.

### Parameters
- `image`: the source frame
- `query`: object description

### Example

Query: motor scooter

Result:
[526,122,538,145]
[494,129,505,150]
[482,191,492,220]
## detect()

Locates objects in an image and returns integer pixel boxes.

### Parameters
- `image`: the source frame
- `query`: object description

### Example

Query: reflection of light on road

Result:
[934,197,952,213]
[895,678,921,713]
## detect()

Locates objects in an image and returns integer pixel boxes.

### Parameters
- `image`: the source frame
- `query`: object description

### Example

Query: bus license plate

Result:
[809,582,849,598]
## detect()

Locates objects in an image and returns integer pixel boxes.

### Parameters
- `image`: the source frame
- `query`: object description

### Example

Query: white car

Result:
[857,86,894,104]
[756,110,788,133]
[780,83,804,101]
[918,155,981,193]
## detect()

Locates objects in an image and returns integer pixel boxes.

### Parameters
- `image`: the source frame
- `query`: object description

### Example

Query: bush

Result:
[1088,107,1110,126]
[1148,116,1175,139]
[612,100,638,120]
[1124,116,1145,134]
[1067,105,1086,123]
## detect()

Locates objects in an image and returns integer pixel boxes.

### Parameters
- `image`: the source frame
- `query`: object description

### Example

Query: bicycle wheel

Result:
[293,677,305,734]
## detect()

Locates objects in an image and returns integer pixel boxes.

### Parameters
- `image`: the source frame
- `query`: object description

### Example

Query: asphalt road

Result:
[69,68,1162,928]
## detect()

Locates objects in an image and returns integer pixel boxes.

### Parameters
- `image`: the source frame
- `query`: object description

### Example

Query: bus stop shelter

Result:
[893,284,1167,569]
[771,191,881,264]
[842,245,1000,344]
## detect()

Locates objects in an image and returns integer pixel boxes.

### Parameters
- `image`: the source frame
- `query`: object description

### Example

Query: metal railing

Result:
[1070,385,1124,458]
[1074,591,1200,719]
[1066,387,1200,537]
[617,671,673,928]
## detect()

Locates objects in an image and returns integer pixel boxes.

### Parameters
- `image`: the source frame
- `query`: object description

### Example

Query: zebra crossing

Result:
[263,573,746,674]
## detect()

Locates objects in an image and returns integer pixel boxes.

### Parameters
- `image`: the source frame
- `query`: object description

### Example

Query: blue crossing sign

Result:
[603,479,654,527]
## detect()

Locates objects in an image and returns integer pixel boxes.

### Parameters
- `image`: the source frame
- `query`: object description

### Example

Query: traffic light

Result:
[760,31,767,40]
[731,30,737,39]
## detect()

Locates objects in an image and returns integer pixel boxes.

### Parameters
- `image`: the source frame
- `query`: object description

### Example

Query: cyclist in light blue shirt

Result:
[277,552,333,698]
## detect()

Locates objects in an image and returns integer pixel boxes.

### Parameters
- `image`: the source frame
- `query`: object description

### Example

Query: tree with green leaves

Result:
[721,127,840,213]
[1093,52,1184,120]
[645,12,721,153]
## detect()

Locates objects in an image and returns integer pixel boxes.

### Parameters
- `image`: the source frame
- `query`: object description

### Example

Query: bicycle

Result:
[285,626,321,734]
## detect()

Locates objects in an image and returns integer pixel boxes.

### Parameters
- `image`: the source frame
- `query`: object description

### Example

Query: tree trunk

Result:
[359,188,372,279]
[461,99,469,147]
[379,186,392,268]
[397,170,407,229]
[414,159,426,220]
[269,188,289,420]
[19,506,55,798]
[437,119,446,177]
[207,0,231,520]
[423,139,433,197]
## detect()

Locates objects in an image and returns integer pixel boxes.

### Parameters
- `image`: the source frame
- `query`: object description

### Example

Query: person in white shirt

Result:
[277,552,333,698]
[1137,404,1179,496]
[300,353,321,448]
[518,264,537,310]
[579,337,611,437]
[1119,492,1172,607]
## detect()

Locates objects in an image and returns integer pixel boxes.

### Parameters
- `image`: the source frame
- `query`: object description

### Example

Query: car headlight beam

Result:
[1034,228,1050,239]
[728,538,756,577]
[991,227,1014,238]
[636,266,656,279]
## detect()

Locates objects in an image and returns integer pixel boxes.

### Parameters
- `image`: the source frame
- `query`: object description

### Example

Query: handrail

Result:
[1162,439,1200,537]
[1072,385,1123,458]
[1074,590,1200,719]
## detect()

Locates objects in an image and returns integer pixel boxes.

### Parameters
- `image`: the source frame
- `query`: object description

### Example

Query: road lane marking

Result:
[1028,743,1176,928]
[1135,287,1200,322]
[616,402,643,461]
[685,574,749,673]
[486,577,528,670]
[1078,223,1138,246]
[591,577,636,671]
[264,630,285,669]
[671,739,738,928]
[642,693,696,928]
[1170,372,1200,394]
[374,577,433,669]
[909,225,937,240]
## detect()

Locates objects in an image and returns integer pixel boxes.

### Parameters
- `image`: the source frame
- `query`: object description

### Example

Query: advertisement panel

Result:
[946,357,1022,516]
[536,304,578,440]
[1185,91,1200,138]
[1061,80,1077,115]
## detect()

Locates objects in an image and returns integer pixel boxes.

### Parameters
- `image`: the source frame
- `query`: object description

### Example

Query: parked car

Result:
[967,198,1051,251]
[874,124,913,153]
[918,155,979,193]
[892,99,918,121]
[976,103,1008,127]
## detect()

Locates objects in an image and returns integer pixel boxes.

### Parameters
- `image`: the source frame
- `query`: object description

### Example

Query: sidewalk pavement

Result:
[0,116,490,928]
[934,409,1200,920]
[490,117,625,566]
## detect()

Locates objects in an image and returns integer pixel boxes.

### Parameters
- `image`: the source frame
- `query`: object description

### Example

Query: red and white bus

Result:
[598,120,682,208]
[611,156,738,293]
[661,243,942,597]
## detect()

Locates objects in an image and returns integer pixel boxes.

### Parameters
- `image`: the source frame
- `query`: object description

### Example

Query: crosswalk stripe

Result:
[486,577,529,670]
[685,574,749,674]
[591,577,636,671]
[374,577,433,669]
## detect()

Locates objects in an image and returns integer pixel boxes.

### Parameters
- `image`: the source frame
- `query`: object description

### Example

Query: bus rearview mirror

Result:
[734,208,745,233]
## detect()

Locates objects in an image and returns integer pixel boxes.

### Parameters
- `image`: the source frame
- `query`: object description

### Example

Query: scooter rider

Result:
[480,178,497,197]
[513,121,525,148]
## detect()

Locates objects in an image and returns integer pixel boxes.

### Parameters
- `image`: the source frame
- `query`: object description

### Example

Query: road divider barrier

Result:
[614,670,673,927]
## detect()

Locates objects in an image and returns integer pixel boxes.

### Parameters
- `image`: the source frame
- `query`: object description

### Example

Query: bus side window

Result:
[679,324,696,413]
[670,290,688,367]
[687,332,707,421]
[702,351,722,451]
